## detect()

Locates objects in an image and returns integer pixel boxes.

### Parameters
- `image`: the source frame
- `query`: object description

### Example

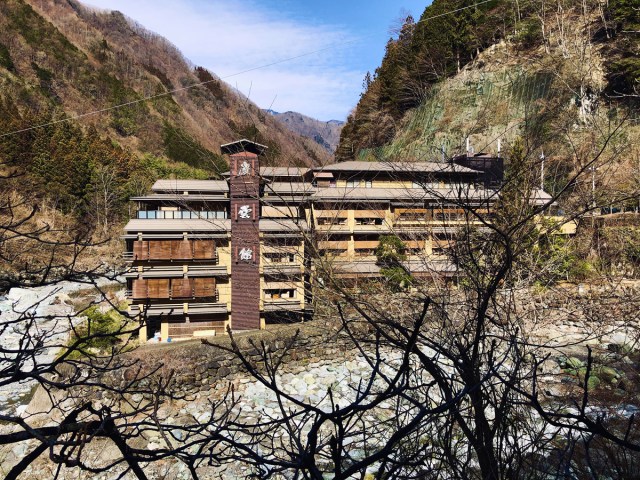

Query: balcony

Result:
[128,276,219,301]
[124,264,229,278]
[317,240,349,250]
[263,263,303,275]
[129,300,227,316]
[353,223,390,234]
[126,287,219,302]
[125,250,219,264]
[315,222,350,233]
[125,240,219,263]
[262,298,303,312]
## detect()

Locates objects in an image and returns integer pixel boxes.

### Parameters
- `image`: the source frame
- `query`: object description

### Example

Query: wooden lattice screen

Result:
[147,279,170,298]
[132,279,148,299]
[171,277,193,298]
[193,277,216,297]
[193,240,215,259]
[133,241,149,260]
[133,240,215,260]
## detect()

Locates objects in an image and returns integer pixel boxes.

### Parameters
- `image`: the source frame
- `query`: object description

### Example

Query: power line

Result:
[0,0,494,140]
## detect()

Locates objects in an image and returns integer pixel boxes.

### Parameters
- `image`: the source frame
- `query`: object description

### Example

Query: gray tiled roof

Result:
[131,194,227,202]
[261,167,310,177]
[221,167,310,177]
[315,161,480,174]
[311,187,495,202]
[124,219,231,232]
[264,182,316,195]
[152,180,229,193]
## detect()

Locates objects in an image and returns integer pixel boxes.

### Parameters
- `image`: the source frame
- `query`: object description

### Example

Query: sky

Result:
[84,0,429,121]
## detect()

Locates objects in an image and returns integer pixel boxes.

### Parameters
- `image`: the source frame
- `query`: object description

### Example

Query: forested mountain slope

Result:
[0,0,329,225]
[338,0,639,202]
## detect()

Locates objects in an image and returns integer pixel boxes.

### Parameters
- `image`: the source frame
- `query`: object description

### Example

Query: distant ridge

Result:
[0,0,331,170]
[266,110,344,153]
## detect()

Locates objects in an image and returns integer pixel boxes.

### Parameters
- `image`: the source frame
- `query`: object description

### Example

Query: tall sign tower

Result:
[222,140,266,330]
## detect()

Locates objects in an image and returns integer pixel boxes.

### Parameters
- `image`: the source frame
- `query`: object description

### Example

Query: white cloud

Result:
[85,0,364,120]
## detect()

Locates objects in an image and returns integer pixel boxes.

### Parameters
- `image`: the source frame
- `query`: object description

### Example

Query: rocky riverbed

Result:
[4,282,640,479]
[0,279,123,416]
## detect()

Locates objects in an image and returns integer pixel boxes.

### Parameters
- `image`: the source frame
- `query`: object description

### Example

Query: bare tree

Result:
[0,165,187,479]
[138,135,640,479]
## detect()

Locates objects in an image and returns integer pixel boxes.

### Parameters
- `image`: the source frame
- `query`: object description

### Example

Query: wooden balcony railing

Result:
[127,288,219,302]
[128,278,218,301]
[125,240,219,263]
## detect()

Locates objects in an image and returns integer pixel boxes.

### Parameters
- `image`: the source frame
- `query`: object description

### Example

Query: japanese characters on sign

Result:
[238,205,252,219]
[239,247,253,262]
[238,160,250,176]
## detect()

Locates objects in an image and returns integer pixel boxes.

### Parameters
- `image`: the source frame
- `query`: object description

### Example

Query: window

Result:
[318,217,346,226]
[346,179,372,188]
[265,253,295,264]
[413,181,440,190]
[355,218,383,226]
[264,289,296,299]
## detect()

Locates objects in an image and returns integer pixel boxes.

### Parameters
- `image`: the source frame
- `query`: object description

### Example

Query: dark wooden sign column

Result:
[229,151,261,330]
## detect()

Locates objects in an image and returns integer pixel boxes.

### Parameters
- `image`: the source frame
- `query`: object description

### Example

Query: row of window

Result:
[138,210,228,219]
[345,180,444,189]
[137,209,486,222]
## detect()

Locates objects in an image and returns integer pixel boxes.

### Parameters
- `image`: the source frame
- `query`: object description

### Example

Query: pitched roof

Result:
[311,187,495,202]
[263,182,316,196]
[220,167,310,178]
[124,219,231,232]
[131,194,227,202]
[261,167,310,177]
[316,161,480,174]
[152,180,228,193]
[220,139,267,155]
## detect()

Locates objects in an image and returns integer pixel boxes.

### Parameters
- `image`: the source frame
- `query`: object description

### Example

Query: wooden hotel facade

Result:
[123,139,556,341]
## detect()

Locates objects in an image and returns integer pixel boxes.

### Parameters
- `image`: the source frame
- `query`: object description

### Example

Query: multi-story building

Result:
[123,139,556,342]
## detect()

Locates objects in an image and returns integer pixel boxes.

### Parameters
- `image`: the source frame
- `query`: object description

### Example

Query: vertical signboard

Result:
[229,152,261,330]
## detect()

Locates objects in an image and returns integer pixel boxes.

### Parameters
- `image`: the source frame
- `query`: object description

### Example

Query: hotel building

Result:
[123,139,557,341]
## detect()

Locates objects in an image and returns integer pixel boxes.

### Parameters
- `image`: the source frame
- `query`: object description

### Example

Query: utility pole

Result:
[539,150,545,190]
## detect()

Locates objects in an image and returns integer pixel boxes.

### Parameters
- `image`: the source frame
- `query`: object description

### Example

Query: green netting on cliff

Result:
[360,68,557,162]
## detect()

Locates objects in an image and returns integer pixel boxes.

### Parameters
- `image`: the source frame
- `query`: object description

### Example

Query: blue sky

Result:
[85,0,429,121]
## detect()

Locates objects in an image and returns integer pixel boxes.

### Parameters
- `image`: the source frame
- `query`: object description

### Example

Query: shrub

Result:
[0,42,15,72]
[380,266,413,292]
[68,305,131,358]
[375,235,407,265]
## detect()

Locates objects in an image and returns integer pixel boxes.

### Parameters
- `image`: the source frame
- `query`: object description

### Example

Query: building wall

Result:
[125,154,564,341]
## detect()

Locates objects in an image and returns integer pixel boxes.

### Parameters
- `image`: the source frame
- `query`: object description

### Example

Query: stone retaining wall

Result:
[102,282,640,394]
[113,320,358,393]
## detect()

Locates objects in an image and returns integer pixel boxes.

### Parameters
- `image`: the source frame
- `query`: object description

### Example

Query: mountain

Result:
[337,0,640,198]
[0,0,331,225]
[266,110,344,153]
